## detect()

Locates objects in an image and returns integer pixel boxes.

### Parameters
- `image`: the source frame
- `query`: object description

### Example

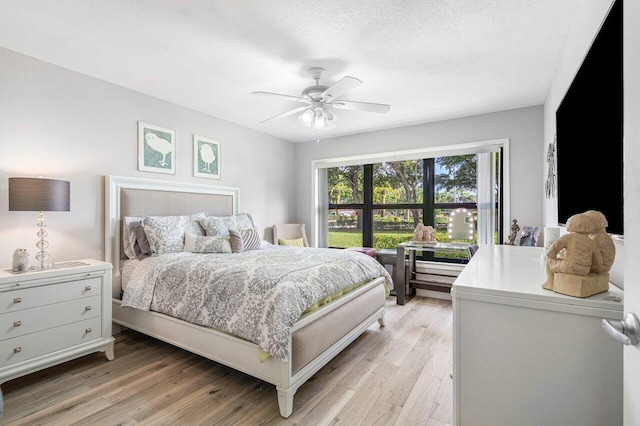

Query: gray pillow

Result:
[131,221,151,259]
[200,216,236,238]
[123,216,144,260]
[143,213,207,255]
[234,213,255,229]
[199,213,255,238]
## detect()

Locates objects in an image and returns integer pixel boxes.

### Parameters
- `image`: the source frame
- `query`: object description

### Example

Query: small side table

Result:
[396,242,471,305]
[0,259,115,385]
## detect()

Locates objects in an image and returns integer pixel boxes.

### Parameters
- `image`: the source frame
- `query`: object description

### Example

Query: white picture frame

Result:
[138,121,176,174]
[193,135,221,179]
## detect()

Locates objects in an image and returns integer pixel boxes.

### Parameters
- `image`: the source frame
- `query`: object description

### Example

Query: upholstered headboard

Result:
[105,175,239,297]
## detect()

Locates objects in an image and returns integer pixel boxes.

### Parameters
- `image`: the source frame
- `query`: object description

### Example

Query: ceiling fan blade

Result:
[332,100,390,114]
[321,76,363,101]
[259,105,311,124]
[252,91,310,104]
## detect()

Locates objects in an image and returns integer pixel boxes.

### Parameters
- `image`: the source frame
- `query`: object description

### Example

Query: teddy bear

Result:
[542,210,615,297]
[12,248,30,272]
[583,210,616,273]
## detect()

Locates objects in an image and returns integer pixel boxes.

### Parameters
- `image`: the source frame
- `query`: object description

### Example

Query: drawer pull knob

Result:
[13,297,22,303]
[14,347,21,353]
[85,306,92,311]
[85,285,92,291]
[13,321,22,327]
[85,328,92,333]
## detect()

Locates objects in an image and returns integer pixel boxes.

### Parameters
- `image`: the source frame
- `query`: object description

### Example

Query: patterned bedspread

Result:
[121,246,391,361]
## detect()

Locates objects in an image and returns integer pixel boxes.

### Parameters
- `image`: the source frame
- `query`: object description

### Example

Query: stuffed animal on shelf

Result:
[583,210,616,273]
[542,210,615,298]
[12,248,30,273]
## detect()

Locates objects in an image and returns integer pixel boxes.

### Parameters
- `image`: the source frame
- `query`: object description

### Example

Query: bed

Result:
[104,175,391,418]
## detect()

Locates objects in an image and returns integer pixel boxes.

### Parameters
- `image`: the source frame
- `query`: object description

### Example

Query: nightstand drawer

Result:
[0,317,102,368]
[0,295,102,341]
[0,277,101,313]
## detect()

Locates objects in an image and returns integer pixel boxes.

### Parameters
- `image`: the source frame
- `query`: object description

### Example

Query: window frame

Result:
[312,139,510,249]
[327,159,480,249]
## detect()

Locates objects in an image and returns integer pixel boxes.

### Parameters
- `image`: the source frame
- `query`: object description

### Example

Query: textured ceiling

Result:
[0,0,580,143]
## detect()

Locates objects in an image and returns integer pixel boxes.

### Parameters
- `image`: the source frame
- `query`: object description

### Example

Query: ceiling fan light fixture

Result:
[253,67,389,135]
[322,109,336,129]
[299,108,314,126]
[312,108,326,130]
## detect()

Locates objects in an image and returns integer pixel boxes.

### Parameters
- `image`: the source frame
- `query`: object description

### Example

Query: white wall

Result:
[542,0,623,287]
[294,106,543,245]
[0,47,295,265]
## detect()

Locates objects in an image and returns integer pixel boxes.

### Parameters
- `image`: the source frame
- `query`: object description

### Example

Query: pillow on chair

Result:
[278,238,305,247]
[273,223,309,247]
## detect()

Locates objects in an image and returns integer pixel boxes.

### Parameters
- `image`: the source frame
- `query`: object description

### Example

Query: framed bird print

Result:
[193,135,221,179]
[138,121,176,174]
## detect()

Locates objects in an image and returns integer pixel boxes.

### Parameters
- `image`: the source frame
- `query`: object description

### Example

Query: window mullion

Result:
[424,158,435,226]
[363,164,373,247]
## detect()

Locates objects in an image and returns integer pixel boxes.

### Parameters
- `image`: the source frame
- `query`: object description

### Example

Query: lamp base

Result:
[30,263,54,271]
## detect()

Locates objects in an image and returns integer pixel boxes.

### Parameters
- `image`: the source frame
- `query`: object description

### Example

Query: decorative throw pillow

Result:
[123,216,144,260]
[278,237,305,247]
[142,213,207,255]
[185,212,207,236]
[131,221,152,259]
[200,216,236,238]
[228,227,261,253]
[183,233,232,253]
[199,213,255,238]
[234,213,255,229]
[228,229,242,253]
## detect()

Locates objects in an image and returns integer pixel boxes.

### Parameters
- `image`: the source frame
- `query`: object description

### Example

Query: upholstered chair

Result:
[272,224,310,247]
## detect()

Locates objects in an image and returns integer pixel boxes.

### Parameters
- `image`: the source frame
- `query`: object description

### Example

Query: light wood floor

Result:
[1,296,453,426]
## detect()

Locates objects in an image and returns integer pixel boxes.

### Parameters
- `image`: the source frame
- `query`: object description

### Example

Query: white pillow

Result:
[183,233,232,253]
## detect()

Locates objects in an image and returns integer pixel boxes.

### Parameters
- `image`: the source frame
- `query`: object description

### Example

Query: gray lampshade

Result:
[9,177,70,212]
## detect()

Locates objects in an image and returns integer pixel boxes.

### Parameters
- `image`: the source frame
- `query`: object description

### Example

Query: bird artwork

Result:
[145,133,173,167]
[200,143,216,173]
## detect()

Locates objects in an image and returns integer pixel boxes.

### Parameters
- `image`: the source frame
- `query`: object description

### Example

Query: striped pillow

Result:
[228,227,261,253]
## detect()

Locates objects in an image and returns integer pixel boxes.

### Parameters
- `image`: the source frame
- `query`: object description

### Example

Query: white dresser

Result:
[0,259,114,384]
[452,245,623,426]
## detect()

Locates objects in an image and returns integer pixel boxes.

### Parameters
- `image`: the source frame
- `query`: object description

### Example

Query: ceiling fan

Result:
[252,67,390,132]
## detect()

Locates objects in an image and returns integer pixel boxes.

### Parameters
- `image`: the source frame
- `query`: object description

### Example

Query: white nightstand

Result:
[0,259,114,385]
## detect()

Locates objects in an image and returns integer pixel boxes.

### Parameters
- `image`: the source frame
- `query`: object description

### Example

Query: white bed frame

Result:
[104,175,386,417]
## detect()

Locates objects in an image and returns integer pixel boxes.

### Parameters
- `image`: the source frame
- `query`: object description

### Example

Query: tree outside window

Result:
[327,154,486,262]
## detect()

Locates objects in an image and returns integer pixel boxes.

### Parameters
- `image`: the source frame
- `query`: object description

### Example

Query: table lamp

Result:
[8,177,70,270]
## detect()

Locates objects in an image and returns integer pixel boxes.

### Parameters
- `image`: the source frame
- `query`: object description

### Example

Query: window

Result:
[325,152,501,262]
